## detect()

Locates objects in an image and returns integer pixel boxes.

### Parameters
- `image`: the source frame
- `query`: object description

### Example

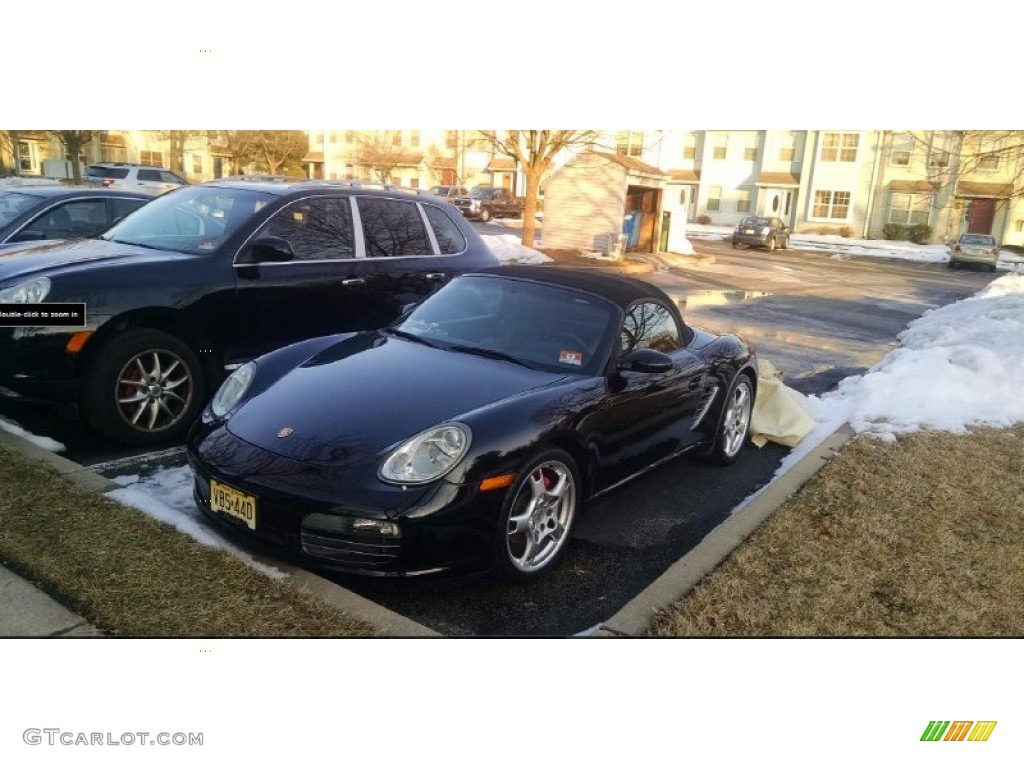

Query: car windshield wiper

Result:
[448,344,535,369]
[386,328,445,349]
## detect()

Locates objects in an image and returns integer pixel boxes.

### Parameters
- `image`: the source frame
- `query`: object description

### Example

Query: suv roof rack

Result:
[296,179,437,196]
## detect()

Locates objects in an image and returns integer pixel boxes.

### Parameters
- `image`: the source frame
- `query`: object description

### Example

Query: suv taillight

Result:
[102,178,114,187]
[953,244,960,252]
[988,247,999,256]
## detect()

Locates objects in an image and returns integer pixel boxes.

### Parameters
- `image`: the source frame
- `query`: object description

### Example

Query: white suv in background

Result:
[84,163,187,196]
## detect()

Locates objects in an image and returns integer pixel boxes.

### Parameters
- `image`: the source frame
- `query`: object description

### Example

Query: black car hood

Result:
[0,238,186,283]
[226,333,569,466]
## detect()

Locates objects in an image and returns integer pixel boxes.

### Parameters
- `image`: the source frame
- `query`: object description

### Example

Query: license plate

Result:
[210,479,257,530]
[744,228,755,234]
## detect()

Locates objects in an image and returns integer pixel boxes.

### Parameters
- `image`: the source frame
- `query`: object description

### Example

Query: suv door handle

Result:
[341,278,365,287]
[425,272,446,281]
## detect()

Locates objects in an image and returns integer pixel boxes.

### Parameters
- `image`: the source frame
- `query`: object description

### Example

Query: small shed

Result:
[542,151,673,256]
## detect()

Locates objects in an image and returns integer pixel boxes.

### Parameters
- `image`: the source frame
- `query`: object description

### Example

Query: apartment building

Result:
[592,130,1023,245]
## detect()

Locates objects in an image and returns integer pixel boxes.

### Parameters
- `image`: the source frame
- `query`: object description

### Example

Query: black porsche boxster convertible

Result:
[187,266,758,579]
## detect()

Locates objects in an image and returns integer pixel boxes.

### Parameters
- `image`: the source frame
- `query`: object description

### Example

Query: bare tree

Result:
[0,130,22,175]
[49,130,95,184]
[214,130,307,176]
[354,131,413,182]
[157,130,206,174]
[478,130,600,247]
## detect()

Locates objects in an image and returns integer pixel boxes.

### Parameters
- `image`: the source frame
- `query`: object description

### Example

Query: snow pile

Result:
[0,416,65,452]
[482,234,552,265]
[107,466,285,579]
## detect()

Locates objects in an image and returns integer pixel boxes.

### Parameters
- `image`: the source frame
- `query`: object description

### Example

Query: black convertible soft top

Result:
[473,265,678,313]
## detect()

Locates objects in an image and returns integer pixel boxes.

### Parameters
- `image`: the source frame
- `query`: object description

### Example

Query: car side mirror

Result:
[10,230,47,242]
[618,348,673,374]
[248,236,294,263]
[399,302,418,317]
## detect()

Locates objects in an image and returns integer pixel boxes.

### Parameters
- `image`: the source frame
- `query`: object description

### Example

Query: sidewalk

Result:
[0,564,103,637]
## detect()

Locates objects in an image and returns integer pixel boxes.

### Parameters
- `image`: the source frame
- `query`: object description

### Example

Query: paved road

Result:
[0,239,994,635]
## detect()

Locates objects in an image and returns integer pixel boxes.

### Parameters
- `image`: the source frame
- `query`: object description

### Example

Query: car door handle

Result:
[425,272,446,281]
[341,278,365,287]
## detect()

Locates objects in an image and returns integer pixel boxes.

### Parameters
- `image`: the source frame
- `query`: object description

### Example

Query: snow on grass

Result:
[482,234,552,265]
[0,416,65,452]
[107,466,285,579]
[686,222,1024,269]
[769,273,1024,480]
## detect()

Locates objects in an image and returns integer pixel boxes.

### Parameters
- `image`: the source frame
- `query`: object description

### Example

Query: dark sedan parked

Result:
[0,186,150,245]
[453,187,523,222]
[731,216,790,251]
[187,267,758,579]
[0,179,498,445]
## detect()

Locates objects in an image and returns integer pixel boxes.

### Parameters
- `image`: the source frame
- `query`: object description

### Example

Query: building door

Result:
[967,198,995,234]
[762,188,794,225]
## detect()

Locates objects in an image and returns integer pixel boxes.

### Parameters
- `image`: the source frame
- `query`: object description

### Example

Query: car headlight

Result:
[210,362,255,418]
[379,424,471,485]
[0,277,51,303]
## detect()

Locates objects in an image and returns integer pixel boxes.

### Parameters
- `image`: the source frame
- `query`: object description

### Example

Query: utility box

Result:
[42,159,73,179]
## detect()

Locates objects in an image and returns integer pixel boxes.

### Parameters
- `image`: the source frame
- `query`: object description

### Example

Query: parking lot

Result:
[0,233,994,635]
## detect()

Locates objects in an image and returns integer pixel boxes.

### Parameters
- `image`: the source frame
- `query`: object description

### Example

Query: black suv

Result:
[0,179,499,445]
[453,187,523,222]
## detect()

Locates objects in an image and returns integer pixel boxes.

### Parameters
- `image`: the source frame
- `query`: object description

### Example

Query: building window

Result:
[712,135,727,160]
[391,132,402,147]
[820,132,859,162]
[929,132,953,168]
[890,133,914,166]
[736,187,751,213]
[192,155,203,175]
[1015,219,1023,232]
[683,132,697,160]
[446,130,459,150]
[743,146,757,162]
[312,134,323,145]
[978,137,1001,170]
[812,190,851,219]
[410,176,419,188]
[411,131,420,148]
[140,150,163,166]
[329,132,338,143]
[345,131,356,144]
[390,175,401,185]
[707,186,722,212]
[616,131,644,157]
[17,141,33,173]
[888,192,931,225]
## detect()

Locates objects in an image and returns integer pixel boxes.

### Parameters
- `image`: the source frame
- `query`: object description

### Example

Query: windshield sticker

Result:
[559,350,583,366]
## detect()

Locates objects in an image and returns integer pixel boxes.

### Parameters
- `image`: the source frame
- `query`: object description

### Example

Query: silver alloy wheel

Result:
[505,460,577,573]
[721,380,752,458]
[114,349,194,432]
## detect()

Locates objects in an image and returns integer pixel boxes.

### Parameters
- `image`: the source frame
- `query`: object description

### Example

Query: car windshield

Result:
[0,191,40,227]
[100,185,276,254]
[738,217,769,228]
[469,188,497,199]
[960,234,995,246]
[392,275,619,375]
[429,187,451,195]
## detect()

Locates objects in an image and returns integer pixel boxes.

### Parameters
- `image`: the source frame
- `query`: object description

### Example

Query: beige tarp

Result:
[749,359,816,448]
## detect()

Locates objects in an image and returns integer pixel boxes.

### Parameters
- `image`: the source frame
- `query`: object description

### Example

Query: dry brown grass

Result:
[649,425,1024,636]
[0,445,375,637]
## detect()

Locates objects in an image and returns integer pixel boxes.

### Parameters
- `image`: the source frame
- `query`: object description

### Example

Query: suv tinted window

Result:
[423,205,466,254]
[137,169,162,182]
[259,197,355,260]
[621,301,680,354]
[86,166,129,179]
[112,197,147,221]
[160,171,185,184]
[357,198,430,257]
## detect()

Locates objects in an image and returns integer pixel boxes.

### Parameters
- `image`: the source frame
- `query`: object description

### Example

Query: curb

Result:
[0,428,438,638]
[597,423,857,637]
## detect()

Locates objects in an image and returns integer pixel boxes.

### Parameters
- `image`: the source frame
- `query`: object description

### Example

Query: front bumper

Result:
[187,422,503,576]
[0,326,84,400]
